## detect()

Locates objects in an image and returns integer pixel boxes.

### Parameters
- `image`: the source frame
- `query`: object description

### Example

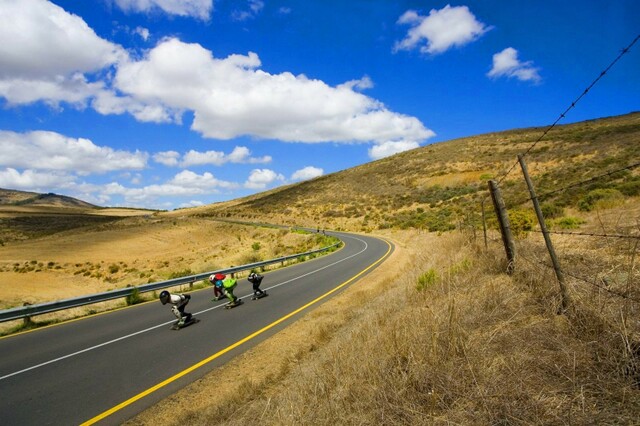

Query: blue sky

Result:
[0,1,638,210]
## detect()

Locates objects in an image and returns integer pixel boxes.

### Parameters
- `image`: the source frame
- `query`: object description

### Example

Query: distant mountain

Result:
[0,188,98,209]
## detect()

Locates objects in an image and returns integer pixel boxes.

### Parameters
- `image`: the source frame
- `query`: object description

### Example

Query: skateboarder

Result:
[209,273,226,301]
[159,290,193,326]
[247,271,267,299]
[221,275,241,307]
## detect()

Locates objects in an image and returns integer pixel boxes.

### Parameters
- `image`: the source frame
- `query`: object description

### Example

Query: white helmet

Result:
[208,274,215,282]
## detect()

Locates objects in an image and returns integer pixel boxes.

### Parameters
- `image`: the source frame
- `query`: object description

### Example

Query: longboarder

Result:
[248,271,268,300]
[159,290,198,329]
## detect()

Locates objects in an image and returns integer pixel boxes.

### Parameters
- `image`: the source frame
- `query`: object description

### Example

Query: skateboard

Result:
[170,317,199,330]
[251,292,269,300]
[224,299,244,309]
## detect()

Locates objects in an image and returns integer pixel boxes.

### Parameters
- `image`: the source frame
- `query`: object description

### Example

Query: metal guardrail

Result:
[0,242,340,323]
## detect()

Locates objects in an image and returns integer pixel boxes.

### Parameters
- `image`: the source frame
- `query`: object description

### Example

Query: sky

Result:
[0,1,638,210]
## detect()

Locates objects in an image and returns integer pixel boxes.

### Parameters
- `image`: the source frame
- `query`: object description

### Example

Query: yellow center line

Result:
[81,238,392,425]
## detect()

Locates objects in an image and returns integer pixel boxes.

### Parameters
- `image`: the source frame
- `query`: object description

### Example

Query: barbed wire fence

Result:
[471,33,640,316]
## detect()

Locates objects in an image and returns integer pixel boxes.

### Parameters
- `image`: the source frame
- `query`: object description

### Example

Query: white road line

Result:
[0,236,369,382]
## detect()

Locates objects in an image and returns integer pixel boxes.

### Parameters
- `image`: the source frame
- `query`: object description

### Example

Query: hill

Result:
[184,112,640,234]
[135,112,640,425]
[0,188,98,209]
[1,112,639,424]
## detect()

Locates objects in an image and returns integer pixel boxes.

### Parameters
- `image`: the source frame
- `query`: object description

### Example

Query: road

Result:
[0,231,392,425]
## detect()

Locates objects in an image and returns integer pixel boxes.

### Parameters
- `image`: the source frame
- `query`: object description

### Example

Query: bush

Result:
[554,216,586,229]
[541,202,564,219]
[578,188,624,211]
[508,209,535,239]
[616,179,640,197]
[417,269,439,291]
[125,287,143,305]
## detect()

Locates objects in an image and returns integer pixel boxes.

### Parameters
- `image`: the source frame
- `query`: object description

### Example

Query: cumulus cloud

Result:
[245,169,285,189]
[394,5,491,54]
[100,170,237,205]
[153,146,271,167]
[487,47,541,83]
[0,2,434,152]
[0,0,126,106]
[0,168,77,191]
[115,38,434,145]
[369,140,420,160]
[0,130,148,173]
[114,0,213,20]
[291,166,323,181]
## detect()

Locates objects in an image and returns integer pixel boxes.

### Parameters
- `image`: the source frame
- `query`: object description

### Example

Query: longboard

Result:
[170,318,200,330]
[224,299,244,309]
[251,292,269,300]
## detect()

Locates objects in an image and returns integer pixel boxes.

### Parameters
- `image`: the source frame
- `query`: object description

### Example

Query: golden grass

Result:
[0,216,329,334]
[127,229,640,425]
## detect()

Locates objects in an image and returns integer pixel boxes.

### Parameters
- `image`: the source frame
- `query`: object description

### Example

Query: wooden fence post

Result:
[481,199,488,250]
[518,155,571,312]
[488,180,516,273]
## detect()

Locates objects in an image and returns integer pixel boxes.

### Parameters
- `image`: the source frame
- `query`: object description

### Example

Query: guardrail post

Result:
[23,302,33,326]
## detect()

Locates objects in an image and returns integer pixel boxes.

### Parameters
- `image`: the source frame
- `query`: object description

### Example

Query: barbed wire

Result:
[539,230,640,240]
[493,34,639,187]
[517,252,640,303]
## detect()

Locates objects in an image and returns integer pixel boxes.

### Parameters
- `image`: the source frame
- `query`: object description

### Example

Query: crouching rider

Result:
[159,290,193,325]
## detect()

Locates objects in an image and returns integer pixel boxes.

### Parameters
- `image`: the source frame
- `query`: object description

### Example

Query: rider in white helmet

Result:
[159,290,192,325]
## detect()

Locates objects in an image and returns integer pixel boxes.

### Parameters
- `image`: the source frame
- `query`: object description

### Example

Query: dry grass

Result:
[0,216,331,334]
[128,229,640,425]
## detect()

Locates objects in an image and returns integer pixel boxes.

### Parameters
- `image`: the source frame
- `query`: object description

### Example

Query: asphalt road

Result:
[0,231,392,425]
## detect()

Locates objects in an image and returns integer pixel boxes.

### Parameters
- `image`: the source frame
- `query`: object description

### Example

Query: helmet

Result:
[208,274,215,283]
[159,290,170,305]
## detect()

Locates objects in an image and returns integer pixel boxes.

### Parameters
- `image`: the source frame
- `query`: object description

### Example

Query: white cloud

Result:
[0,4,434,150]
[135,26,150,41]
[245,168,285,189]
[488,47,541,83]
[0,168,76,191]
[100,169,237,205]
[169,170,236,190]
[291,166,323,181]
[368,140,420,160]
[115,38,434,145]
[114,0,213,20]
[394,5,491,55]
[0,0,126,106]
[0,130,148,173]
[154,146,271,167]
[232,0,264,21]
[152,151,181,167]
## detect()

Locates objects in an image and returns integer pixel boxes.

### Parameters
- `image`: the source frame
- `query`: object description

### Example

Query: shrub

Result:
[125,287,143,305]
[578,188,624,211]
[554,216,586,229]
[168,269,193,279]
[108,264,120,274]
[252,242,261,251]
[508,209,535,239]
[417,269,439,291]
[616,179,640,197]
[541,202,564,219]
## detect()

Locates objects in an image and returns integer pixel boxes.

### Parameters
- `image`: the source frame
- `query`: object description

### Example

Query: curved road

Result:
[0,231,392,425]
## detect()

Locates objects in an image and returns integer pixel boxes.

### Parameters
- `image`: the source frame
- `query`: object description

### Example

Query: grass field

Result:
[2,112,639,424]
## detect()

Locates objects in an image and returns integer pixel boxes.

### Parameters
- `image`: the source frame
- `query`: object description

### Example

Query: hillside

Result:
[0,188,98,209]
[131,112,640,425]
[1,112,639,424]
[186,112,640,234]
